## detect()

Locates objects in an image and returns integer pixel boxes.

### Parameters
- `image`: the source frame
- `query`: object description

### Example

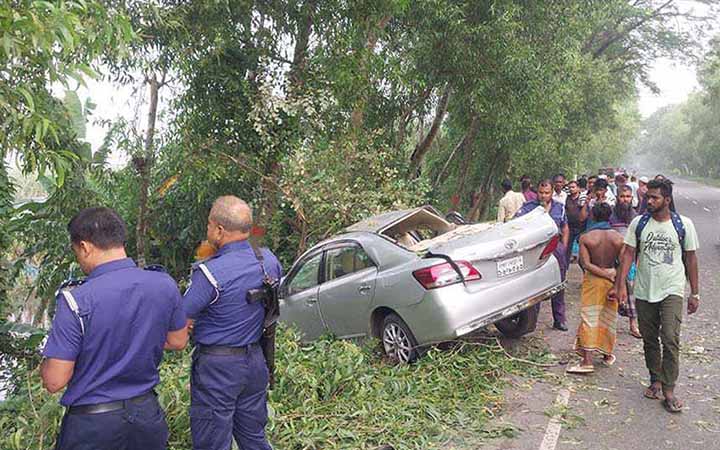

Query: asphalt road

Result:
[486,178,720,450]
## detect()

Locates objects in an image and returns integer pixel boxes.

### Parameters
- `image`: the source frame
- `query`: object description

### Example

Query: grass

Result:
[1,327,550,450]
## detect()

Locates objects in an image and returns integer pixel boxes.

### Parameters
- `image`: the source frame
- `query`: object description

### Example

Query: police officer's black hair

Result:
[501,178,513,192]
[68,207,127,249]
[592,203,612,222]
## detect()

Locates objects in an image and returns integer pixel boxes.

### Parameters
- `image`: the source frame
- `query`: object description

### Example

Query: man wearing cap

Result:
[183,196,282,450]
[41,207,188,450]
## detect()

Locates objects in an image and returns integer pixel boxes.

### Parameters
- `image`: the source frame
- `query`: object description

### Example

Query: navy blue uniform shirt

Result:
[183,240,282,347]
[515,199,567,229]
[43,258,186,406]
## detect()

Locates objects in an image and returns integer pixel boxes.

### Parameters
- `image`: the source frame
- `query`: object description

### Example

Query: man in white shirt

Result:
[497,179,527,222]
[597,174,616,204]
[552,174,568,205]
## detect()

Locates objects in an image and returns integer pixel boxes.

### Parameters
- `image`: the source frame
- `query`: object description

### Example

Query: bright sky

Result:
[637,58,700,118]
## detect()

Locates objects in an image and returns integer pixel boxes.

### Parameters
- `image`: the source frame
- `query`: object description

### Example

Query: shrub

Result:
[1,327,533,450]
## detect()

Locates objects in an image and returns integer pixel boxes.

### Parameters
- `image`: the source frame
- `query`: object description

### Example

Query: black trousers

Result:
[55,393,169,450]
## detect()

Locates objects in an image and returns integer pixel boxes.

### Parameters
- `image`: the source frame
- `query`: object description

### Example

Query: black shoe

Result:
[553,322,568,331]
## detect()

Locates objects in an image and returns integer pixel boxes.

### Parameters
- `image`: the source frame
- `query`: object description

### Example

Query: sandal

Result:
[630,328,642,339]
[644,385,663,400]
[662,397,683,413]
[566,363,595,374]
[602,354,616,367]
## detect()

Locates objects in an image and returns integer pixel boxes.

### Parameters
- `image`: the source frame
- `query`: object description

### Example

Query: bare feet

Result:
[662,393,684,413]
[644,382,663,400]
[602,354,616,366]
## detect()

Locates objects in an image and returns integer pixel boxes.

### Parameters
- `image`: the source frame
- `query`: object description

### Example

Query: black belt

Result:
[197,344,255,356]
[68,391,155,415]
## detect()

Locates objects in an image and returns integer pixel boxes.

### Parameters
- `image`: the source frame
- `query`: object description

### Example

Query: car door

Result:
[279,252,326,341]
[317,244,378,338]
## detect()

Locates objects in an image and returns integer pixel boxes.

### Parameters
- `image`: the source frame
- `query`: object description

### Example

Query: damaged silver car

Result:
[278,205,565,363]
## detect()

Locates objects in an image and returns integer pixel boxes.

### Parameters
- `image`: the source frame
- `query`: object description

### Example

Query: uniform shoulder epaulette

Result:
[191,254,219,271]
[55,277,86,296]
[56,278,88,335]
[144,264,168,273]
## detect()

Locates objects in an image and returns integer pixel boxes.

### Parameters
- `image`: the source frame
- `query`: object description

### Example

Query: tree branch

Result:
[590,0,674,59]
[433,114,480,188]
[409,85,451,177]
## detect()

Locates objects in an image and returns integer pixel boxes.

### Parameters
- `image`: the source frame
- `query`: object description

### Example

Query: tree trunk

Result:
[254,2,316,247]
[288,0,316,90]
[433,114,480,188]
[350,14,392,132]
[135,74,160,267]
[395,87,432,151]
[467,147,506,222]
[409,86,451,178]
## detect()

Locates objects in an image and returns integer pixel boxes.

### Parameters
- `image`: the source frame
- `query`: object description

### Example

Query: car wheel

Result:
[494,305,539,338]
[382,313,420,363]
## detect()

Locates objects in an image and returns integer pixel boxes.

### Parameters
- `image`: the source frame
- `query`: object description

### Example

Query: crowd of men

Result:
[500,172,700,414]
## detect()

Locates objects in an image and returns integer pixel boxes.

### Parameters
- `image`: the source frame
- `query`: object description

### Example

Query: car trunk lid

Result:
[409,207,559,283]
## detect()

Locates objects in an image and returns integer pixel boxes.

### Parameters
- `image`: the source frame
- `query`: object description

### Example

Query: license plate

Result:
[497,255,524,278]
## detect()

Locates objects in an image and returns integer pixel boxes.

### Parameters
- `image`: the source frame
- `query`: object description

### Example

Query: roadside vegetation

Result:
[632,36,720,177]
[1,327,548,450]
[1,1,717,448]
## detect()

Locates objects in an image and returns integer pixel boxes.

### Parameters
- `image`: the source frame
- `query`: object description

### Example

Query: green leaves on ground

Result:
[0,327,543,450]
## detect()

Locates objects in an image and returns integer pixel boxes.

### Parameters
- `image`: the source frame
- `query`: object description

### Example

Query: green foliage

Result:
[0,327,542,450]
[0,1,133,325]
[0,0,133,179]
[632,36,720,177]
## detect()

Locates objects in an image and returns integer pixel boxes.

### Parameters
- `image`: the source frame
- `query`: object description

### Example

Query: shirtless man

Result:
[568,203,624,373]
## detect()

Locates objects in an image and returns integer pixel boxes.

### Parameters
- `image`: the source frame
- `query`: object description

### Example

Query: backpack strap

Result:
[60,289,86,336]
[670,211,686,250]
[197,263,220,305]
[634,213,652,250]
[636,212,687,252]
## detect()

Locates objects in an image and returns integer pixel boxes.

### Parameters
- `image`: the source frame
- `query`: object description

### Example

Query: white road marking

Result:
[539,388,571,450]
[692,200,698,205]
[704,207,711,213]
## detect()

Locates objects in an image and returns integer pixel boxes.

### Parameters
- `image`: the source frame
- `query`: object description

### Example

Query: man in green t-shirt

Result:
[610,179,700,414]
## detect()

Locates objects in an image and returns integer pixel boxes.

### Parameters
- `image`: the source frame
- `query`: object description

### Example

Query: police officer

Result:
[183,196,282,450]
[41,207,188,450]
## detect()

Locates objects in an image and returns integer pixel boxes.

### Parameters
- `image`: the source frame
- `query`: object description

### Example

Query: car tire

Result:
[382,313,420,364]
[494,304,539,338]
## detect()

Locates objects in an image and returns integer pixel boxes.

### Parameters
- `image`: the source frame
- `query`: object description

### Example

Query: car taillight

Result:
[540,235,559,260]
[412,260,481,290]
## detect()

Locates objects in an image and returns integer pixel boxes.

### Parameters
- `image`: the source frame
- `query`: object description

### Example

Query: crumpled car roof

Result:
[344,205,445,233]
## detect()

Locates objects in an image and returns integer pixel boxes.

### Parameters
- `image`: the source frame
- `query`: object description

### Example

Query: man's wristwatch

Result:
[690,293,700,301]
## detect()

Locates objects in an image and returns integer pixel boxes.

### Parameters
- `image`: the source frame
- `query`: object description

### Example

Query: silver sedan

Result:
[278,206,564,363]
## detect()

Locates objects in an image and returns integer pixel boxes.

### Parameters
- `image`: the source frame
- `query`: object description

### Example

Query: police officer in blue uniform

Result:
[41,207,188,450]
[183,196,282,450]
